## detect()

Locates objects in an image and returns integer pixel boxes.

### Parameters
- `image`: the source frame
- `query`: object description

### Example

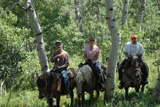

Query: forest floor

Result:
[0,56,160,107]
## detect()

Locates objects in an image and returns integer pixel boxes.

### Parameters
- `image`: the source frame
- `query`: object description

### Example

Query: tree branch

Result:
[17,3,27,11]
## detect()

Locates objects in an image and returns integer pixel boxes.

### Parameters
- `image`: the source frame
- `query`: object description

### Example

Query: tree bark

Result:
[25,0,49,73]
[138,0,146,31]
[74,0,85,43]
[74,0,80,20]
[0,80,4,98]
[151,73,160,103]
[122,0,129,25]
[105,0,121,100]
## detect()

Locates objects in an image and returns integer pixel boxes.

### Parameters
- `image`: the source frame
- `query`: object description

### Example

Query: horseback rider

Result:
[84,37,105,89]
[118,35,149,89]
[50,41,70,97]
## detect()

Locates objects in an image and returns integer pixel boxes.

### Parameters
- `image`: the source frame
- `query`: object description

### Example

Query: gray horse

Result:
[123,55,147,99]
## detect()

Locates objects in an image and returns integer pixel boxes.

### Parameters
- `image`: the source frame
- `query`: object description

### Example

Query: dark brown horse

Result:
[123,55,147,99]
[37,68,77,107]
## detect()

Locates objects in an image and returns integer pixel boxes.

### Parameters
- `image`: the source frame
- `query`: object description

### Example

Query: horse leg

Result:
[48,98,53,107]
[70,89,74,107]
[125,87,129,100]
[78,94,81,107]
[135,86,140,93]
[103,91,106,105]
[82,92,85,107]
[141,84,145,93]
[56,94,60,107]
[89,90,93,102]
[96,88,100,98]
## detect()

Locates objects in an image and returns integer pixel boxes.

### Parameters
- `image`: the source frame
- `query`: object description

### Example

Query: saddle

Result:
[79,60,101,75]
[79,60,102,84]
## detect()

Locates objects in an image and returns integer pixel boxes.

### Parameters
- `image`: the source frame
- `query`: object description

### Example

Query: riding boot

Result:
[100,76,106,91]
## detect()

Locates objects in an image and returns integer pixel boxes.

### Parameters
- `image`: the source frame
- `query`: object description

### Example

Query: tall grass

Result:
[0,56,160,107]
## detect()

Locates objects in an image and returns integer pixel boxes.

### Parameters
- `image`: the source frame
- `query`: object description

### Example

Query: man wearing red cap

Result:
[118,35,149,89]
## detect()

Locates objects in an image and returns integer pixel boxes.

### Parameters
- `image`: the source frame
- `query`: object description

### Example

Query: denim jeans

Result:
[60,69,69,92]
[95,62,105,82]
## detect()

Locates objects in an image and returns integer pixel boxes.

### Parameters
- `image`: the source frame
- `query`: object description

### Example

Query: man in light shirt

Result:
[84,37,105,90]
[118,35,149,89]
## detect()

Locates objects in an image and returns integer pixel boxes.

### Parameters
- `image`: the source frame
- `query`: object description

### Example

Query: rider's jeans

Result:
[60,69,69,92]
[95,62,105,83]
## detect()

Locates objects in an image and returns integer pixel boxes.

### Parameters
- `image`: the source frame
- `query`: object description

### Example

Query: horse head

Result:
[76,64,92,95]
[125,55,143,79]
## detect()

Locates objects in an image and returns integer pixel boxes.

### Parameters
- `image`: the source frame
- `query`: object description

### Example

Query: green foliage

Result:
[0,0,160,106]
[0,57,159,107]
[0,7,39,89]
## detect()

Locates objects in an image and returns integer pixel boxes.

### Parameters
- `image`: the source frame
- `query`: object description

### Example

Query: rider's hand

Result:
[57,66,61,69]
[88,58,93,60]
[57,54,63,58]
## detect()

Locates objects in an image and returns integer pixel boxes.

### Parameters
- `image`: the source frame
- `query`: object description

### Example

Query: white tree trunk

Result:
[25,0,49,73]
[122,0,129,24]
[138,0,146,31]
[105,0,121,100]
[74,0,85,42]
[151,73,160,103]
[74,0,80,20]
[0,80,4,98]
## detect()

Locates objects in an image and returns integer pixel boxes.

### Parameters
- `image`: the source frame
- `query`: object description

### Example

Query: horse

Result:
[37,68,77,107]
[123,55,147,99]
[76,60,107,106]
[76,64,95,107]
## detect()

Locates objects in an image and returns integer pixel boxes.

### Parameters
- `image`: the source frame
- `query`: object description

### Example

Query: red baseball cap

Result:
[131,35,137,39]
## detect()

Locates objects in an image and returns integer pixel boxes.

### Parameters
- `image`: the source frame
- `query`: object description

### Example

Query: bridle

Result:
[124,55,142,79]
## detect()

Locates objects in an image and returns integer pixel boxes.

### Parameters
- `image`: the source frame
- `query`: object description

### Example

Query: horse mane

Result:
[125,56,133,68]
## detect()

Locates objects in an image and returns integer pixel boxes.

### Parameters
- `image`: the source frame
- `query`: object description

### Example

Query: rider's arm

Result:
[84,46,88,62]
[51,52,59,63]
[124,52,129,57]
[59,53,69,69]
[84,51,88,61]
[123,43,129,57]
[91,46,100,60]
[92,52,99,60]
[139,44,144,55]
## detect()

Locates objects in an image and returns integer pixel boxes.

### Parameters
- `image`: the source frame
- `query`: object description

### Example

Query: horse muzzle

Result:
[134,74,140,78]
[134,69,141,79]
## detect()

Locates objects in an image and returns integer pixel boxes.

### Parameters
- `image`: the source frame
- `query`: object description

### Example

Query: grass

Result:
[0,56,160,107]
